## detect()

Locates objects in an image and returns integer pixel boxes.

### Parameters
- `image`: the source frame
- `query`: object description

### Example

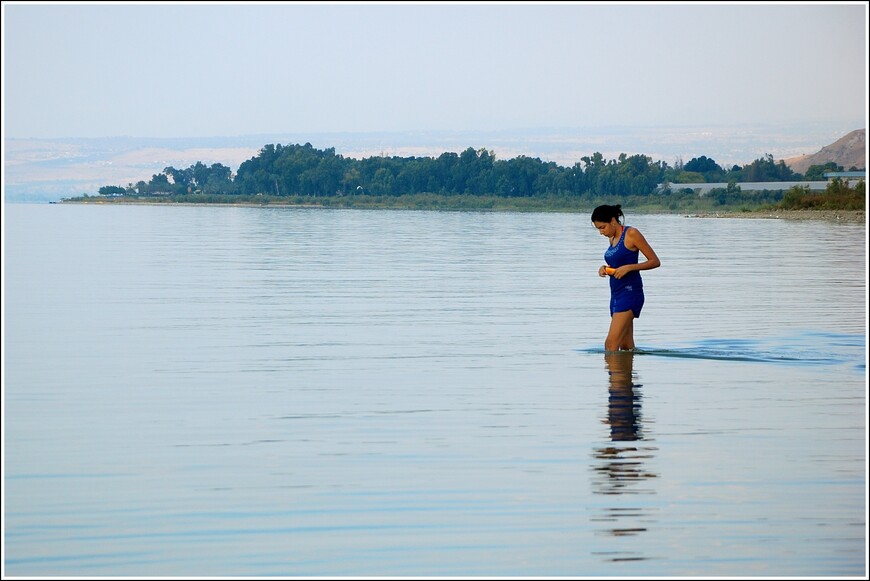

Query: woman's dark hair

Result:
[591,204,624,224]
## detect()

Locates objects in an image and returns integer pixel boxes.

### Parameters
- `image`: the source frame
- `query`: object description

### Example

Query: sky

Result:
[2,1,867,140]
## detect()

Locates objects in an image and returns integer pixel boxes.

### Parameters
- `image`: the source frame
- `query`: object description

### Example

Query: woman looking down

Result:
[591,204,661,352]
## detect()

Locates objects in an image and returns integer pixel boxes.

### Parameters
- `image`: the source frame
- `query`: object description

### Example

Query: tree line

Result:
[98,142,860,200]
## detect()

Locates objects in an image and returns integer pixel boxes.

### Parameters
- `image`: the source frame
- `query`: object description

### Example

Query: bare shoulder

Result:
[625,226,648,243]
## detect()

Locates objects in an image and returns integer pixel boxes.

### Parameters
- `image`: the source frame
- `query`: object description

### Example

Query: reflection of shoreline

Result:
[54,199,867,223]
[591,352,658,560]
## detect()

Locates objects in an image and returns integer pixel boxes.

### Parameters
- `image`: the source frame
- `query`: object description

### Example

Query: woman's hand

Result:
[603,265,634,278]
[609,265,627,278]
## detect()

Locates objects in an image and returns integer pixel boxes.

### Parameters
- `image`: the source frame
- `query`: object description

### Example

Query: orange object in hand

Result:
[604,266,617,275]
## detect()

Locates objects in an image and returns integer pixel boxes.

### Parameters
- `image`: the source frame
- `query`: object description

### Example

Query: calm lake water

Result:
[3,203,867,577]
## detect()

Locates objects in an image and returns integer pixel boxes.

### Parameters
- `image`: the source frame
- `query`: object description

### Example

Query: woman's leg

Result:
[619,316,635,350]
[605,310,635,352]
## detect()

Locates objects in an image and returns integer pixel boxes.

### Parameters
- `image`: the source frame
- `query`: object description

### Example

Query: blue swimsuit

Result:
[605,226,644,318]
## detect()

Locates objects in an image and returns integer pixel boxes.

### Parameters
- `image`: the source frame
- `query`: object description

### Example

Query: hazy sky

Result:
[2,1,867,139]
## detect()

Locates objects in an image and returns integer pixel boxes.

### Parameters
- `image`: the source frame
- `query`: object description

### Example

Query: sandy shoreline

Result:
[687,209,865,223]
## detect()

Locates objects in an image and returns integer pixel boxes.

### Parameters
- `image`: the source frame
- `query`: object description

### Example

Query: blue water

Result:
[3,203,866,576]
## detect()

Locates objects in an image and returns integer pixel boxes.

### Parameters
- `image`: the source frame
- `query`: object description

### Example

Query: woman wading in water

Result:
[591,204,661,352]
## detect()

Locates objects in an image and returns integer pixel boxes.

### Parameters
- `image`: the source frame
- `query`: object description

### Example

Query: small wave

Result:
[577,331,865,369]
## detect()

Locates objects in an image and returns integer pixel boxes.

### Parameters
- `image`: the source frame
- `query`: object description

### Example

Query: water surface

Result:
[4,204,866,576]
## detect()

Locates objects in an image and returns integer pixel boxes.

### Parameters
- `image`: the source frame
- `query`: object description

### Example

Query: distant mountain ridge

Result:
[783,129,866,174]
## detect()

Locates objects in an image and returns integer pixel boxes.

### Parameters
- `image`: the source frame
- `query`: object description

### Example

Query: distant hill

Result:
[783,129,866,174]
[4,125,865,203]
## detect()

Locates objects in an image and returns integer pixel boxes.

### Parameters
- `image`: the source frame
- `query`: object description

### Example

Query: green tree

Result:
[370,167,395,196]
[740,154,797,182]
[674,171,705,183]
[164,166,192,188]
[98,185,126,196]
[684,156,721,174]
[147,172,171,194]
[803,162,841,181]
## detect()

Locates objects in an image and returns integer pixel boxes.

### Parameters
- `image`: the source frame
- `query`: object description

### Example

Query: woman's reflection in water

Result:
[591,351,658,561]
[605,351,643,442]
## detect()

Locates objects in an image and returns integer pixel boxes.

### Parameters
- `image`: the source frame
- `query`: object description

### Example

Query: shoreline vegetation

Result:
[59,140,863,220]
[61,193,865,222]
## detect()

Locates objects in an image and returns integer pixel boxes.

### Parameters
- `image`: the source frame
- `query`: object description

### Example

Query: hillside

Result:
[783,129,866,174]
